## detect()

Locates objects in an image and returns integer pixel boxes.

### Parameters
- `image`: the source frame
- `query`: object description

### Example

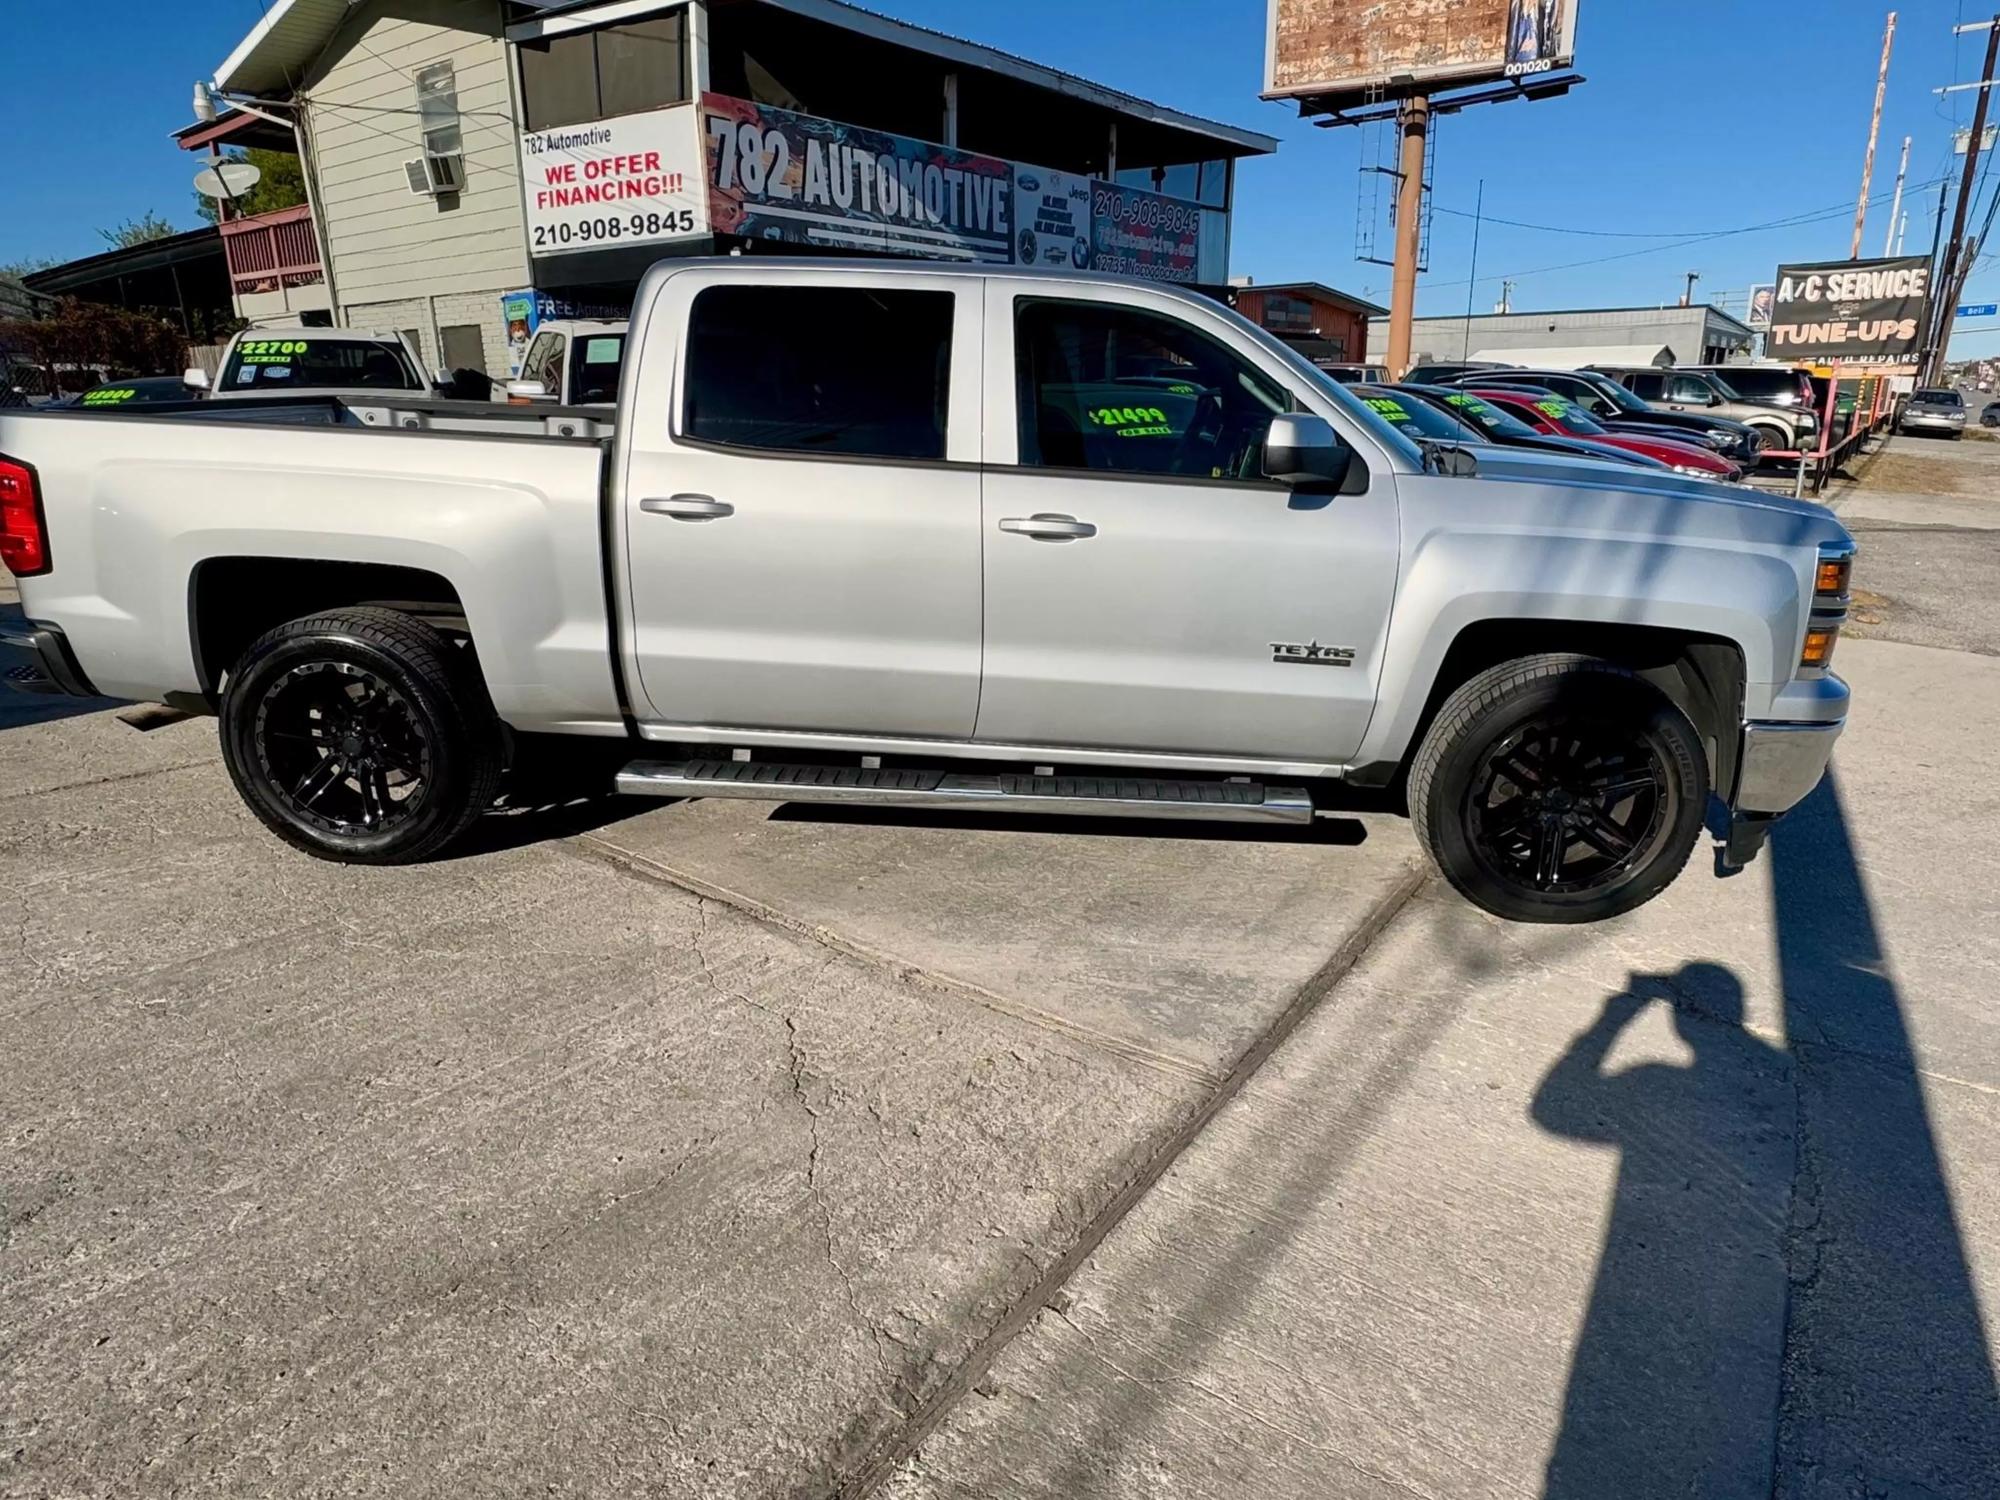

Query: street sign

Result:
[1957,303,1998,319]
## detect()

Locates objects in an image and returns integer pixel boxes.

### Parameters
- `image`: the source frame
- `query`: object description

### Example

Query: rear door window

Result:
[683,285,953,461]
[572,334,626,404]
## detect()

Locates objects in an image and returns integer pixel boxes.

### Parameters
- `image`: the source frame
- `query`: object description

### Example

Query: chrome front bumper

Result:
[1901,412,1965,432]
[1736,719,1845,814]
[1718,674,1848,870]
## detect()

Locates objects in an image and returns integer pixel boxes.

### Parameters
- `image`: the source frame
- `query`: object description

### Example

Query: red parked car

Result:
[1467,389,1743,480]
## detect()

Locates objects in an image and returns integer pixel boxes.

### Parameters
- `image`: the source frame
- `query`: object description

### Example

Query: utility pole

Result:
[1852,11,1898,257]
[1927,14,2000,383]
[1883,134,1912,256]
[1495,279,1515,314]
[1384,95,1430,380]
[1680,270,1700,307]
[1461,178,1484,360]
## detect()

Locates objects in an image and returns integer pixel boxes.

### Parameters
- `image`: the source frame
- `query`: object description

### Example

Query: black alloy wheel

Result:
[1464,716,1672,898]
[252,660,434,837]
[1409,654,1709,923]
[220,608,503,863]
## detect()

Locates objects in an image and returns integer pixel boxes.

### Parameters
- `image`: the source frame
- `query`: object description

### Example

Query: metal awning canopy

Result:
[173,109,299,153]
[1469,344,1679,369]
[213,0,1277,160]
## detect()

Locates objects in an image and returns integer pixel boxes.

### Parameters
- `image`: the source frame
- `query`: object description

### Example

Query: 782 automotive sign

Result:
[1767,255,1930,362]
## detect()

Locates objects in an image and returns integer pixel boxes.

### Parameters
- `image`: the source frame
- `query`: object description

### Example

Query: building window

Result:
[440,323,488,375]
[1115,159,1229,209]
[684,285,954,462]
[520,13,689,131]
[1260,293,1317,335]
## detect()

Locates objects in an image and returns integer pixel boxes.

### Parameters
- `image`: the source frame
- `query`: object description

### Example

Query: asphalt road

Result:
[4,436,1998,1498]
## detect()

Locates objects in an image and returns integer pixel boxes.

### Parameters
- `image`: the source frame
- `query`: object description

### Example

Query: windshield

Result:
[1353,387,1479,441]
[571,333,626,404]
[1223,311,1427,468]
[222,337,423,392]
[1580,375,1651,414]
[1427,389,1542,440]
[1914,388,1963,405]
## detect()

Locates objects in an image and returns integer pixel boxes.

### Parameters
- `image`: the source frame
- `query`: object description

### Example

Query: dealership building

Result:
[186,0,1279,378]
[1366,303,1757,371]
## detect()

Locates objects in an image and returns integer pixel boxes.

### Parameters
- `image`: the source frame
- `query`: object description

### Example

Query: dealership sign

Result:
[1767,256,1930,362]
[1264,0,1580,103]
[519,105,709,257]
[703,94,1015,261]
[518,97,1217,281]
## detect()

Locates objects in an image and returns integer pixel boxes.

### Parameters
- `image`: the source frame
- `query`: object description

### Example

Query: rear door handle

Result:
[999,513,1097,541]
[640,494,734,520]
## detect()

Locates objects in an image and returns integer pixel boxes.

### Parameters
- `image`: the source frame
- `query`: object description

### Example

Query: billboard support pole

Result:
[1386,94,1430,380]
[1927,12,2000,383]
[1851,11,1898,259]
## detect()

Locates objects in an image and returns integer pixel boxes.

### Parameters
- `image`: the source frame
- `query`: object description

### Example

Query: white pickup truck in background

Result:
[0,259,1854,922]
[187,326,434,400]
[505,320,630,407]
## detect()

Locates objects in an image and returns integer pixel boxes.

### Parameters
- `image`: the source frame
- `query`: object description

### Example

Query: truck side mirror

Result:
[1263,413,1367,494]
[182,366,210,391]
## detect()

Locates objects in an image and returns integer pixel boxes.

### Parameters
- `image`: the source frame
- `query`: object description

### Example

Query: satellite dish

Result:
[193,159,262,201]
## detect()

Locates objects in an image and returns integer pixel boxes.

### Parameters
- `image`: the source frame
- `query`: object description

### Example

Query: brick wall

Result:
[346,288,513,377]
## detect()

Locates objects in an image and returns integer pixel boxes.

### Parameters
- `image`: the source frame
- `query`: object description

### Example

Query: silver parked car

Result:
[1900,388,1967,439]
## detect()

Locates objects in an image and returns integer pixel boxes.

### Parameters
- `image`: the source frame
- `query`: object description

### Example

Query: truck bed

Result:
[0,401,624,734]
[28,393,615,441]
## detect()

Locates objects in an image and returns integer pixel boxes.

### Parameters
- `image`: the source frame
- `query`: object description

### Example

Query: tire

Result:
[1750,425,1789,455]
[219,607,504,864]
[1408,654,1708,924]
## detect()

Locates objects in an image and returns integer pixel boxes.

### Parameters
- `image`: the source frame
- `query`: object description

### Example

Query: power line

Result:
[1366,178,1946,298]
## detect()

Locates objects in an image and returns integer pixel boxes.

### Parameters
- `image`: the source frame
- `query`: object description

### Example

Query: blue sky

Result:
[8,0,2000,357]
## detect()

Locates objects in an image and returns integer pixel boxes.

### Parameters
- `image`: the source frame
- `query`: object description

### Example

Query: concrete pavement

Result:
[6,435,1998,1498]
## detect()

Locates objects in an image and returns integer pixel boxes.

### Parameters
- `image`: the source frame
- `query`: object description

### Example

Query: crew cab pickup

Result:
[0,259,1855,923]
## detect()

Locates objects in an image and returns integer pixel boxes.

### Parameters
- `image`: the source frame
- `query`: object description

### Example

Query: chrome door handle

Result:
[640,494,734,520]
[999,513,1097,541]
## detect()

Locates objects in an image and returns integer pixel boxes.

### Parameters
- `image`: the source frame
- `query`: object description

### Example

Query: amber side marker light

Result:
[1801,628,1840,669]
[1815,556,1852,597]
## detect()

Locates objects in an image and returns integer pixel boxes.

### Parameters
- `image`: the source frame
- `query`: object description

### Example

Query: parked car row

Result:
[1402,357,1820,460]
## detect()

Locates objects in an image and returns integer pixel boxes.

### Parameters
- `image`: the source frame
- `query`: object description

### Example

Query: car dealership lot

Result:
[5,437,2000,1498]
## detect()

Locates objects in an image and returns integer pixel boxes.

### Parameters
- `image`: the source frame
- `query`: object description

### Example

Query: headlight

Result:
[1671,464,1706,475]
[1798,413,1820,432]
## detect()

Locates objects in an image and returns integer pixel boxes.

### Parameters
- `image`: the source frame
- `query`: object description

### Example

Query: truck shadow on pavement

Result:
[1540,773,2000,1498]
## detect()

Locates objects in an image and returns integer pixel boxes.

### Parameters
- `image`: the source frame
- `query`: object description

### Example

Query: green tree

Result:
[193,149,310,224]
[97,212,180,249]
[1,255,59,280]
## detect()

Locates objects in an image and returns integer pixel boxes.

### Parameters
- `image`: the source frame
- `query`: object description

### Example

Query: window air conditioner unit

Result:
[405,152,466,197]
[405,60,466,197]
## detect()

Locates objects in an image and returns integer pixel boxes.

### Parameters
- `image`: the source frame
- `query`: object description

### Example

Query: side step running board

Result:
[615,758,1316,824]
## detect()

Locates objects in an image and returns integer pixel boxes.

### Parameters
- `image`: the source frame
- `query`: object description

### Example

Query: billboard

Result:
[1767,256,1930,363]
[1263,0,1580,103]
[519,104,709,258]
[1746,283,1775,332]
[1088,181,1204,283]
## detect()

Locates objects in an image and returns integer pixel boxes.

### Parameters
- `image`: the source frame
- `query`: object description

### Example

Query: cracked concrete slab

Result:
[2,742,1223,1498]
[579,796,1426,1080]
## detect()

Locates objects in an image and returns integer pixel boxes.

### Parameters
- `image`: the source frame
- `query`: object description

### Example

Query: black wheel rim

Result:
[252,660,434,837]
[1465,714,1674,897]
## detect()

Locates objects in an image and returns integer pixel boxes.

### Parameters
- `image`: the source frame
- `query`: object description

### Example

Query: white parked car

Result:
[189,327,433,400]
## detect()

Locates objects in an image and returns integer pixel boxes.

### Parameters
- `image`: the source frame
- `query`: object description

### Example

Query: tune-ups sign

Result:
[1767,255,1930,362]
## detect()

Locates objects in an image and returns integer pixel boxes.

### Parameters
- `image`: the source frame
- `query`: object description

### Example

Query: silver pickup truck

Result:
[0,259,1853,923]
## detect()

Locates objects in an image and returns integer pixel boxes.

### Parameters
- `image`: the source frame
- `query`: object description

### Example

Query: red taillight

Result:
[0,456,50,576]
